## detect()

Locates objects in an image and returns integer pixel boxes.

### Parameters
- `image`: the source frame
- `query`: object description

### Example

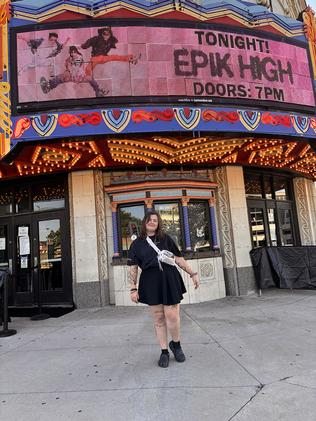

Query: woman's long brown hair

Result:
[140,211,165,239]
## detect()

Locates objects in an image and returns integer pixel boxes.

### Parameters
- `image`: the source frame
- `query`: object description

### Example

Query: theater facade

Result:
[1,0,316,309]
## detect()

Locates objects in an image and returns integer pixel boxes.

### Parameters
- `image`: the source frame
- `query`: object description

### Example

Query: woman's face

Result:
[145,215,159,232]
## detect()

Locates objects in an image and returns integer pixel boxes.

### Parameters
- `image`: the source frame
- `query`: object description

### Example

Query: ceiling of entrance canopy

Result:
[1,135,316,180]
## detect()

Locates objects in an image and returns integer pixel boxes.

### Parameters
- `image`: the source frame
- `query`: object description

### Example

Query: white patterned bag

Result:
[146,236,176,270]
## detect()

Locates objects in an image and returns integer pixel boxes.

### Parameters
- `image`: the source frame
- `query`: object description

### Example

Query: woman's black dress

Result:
[127,234,187,305]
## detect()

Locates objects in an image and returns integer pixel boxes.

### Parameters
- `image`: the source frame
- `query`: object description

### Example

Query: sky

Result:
[308,0,316,10]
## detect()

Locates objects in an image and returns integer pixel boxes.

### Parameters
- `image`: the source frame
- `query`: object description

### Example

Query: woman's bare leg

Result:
[164,304,180,342]
[149,304,168,349]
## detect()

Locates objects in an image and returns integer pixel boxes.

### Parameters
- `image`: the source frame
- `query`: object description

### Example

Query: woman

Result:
[128,211,200,368]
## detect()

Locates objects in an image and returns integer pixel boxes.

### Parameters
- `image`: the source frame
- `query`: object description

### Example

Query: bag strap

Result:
[146,236,163,270]
[146,236,161,254]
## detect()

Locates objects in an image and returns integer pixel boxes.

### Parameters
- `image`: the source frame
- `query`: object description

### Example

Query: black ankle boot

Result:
[158,351,169,368]
[169,341,186,362]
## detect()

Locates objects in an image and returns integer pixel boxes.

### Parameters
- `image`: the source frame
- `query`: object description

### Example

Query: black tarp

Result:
[250,247,316,289]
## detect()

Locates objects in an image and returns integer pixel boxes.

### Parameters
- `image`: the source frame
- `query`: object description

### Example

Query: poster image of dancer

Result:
[40,46,109,97]
[18,32,70,76]
[81,26,140,77]
[16,26,141,102]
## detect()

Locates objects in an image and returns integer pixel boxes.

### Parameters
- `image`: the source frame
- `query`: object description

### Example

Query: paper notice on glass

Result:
[0,237,6,250]
[18,226,29,237]
[19,236,30,255]
[20,255,28,269]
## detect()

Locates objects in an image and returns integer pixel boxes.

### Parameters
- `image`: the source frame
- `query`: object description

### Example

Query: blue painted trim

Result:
[182,205,192,251]
[10,106,316,147]
[209,205,219,249]
[112,210,119,255]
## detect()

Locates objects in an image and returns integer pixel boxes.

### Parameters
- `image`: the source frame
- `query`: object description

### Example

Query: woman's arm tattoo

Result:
[129,265,138,288]
[175,256,192,274]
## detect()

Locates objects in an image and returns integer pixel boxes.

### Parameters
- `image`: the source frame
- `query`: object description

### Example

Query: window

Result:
[249,207,267,248]
[244,171,298,248]
[116,198,215,256]
[0,188,13,215]
[278,208,294,246]
[106,181,218,258]
[153,202,182,249]
[0,177,66,216]
[118,204,145,254]
[15,186,31,213]
[274,177,289,201]
[188,201,211,252]
[245,173,263,199]
[32,182,65,212]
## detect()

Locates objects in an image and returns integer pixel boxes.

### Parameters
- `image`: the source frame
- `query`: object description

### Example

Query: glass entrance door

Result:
[14,216,33,305]
[35,213,72,305]
[0,219,12,275]
[247,200,298,249]
[248,206,268,248]
[6,211,72,307]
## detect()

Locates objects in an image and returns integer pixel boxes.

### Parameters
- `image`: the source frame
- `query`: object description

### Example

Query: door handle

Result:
[8,258,12,273]
[33,256,38,270]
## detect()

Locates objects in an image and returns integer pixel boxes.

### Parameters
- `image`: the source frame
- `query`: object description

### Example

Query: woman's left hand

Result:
[192,274,200,289]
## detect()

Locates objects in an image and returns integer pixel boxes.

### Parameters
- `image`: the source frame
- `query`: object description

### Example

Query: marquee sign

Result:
[11,21,315,112]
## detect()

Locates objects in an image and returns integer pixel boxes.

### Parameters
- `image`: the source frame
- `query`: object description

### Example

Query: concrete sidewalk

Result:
[1,290,316,421]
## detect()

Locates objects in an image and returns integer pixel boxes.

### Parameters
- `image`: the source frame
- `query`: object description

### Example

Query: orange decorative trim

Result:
[303,6,316,79]
[144,199,153,208]
[181,197,190,206]
[0,132,5,156]
[0,1,9,25]
[209,197,216,207]
[104,180,218,194]
[0,0,11,156]
[111,202,118,212]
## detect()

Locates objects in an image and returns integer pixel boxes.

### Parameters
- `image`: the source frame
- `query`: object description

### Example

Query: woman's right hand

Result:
[130,290,139,303]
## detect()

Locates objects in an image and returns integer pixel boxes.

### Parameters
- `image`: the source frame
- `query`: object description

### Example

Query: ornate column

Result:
[181,197,191,251]
[215,166,255,296]
[0,0,11,157]
[94,170,108,305]
[293,177,316,245]
[111,202,119,257]
[303,7,316,81]
[209,196,219,249]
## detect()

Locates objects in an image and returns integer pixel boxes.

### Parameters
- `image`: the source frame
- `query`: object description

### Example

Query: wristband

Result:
[190,272,198,278]
[130,288,138,292]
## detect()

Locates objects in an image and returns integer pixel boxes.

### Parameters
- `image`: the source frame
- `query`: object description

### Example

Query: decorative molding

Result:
[303,7,316,80]
[256,0,269,7]
[0,0,11,156]
[199,262,215,280]
[215,166,236,269]
[94,171,108,302]
[11,109,316,145]
[10,0,305,37]
[293,177,313,246]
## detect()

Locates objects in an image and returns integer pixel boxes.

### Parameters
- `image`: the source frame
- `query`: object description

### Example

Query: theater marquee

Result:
[11,22,315,112]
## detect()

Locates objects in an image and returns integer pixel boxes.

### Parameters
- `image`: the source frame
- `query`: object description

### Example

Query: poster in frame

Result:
[10,19,316,114]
